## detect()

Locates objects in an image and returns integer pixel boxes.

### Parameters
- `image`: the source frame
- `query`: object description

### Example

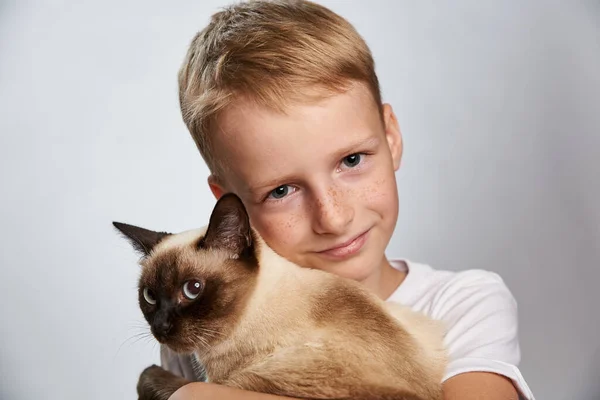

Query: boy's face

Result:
[208,84,403,284]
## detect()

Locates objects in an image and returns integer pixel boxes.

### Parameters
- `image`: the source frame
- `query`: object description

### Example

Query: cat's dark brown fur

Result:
[114,194,447,400]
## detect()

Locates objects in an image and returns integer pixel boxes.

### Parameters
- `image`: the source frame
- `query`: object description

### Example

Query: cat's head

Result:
[113,193,259,353]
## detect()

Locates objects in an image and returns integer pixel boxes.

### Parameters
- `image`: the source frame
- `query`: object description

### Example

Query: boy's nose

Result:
[311,191,354,235]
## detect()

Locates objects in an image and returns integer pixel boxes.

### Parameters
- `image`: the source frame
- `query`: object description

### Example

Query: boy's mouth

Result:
[316,228,371,259]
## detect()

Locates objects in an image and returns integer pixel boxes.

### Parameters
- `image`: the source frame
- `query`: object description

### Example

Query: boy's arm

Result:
[443,372,519,400]
[169,375,519,400]
[432,270,534,399]
[168,382,296,400]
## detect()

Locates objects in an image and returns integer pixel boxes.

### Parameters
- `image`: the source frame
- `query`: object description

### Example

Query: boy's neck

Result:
[361,258,407,300]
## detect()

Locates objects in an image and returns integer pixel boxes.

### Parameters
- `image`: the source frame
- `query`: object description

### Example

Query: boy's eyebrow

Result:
[245,135,381,196]
[333,135,380,161]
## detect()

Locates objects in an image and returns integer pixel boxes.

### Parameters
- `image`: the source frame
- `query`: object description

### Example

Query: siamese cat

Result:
[113,193,447,400]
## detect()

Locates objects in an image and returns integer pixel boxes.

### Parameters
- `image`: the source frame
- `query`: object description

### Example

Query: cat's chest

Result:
[200,267,334,379]
[200,321,324,380]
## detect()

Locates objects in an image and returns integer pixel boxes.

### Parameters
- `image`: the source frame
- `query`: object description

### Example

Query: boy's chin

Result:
[312,254,381,283]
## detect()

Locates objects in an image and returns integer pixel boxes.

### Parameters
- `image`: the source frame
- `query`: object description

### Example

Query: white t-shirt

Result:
[160,259,535,399]
[387,260,535,399]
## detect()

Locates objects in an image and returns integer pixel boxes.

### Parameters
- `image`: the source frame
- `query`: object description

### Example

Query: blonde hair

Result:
[178,0,382,175]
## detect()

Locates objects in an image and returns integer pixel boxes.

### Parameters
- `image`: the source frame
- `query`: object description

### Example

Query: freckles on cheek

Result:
[255,212,302,250]
[361,177,399,214]
[361,178,385,202]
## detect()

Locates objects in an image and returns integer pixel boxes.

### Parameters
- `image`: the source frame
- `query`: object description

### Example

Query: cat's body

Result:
[115,194,447,400]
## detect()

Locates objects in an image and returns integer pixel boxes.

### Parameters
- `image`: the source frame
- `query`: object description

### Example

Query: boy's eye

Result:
[269,185,290,199]
[342,153,362,168]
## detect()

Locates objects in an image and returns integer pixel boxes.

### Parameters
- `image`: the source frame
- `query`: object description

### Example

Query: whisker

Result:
[113,331,154,362]
[199,327,224,335]
[197,335,210,350]
[125,319,149,327]
[198,331,219,340]
[127,322,150,329]
[198,327,225,339]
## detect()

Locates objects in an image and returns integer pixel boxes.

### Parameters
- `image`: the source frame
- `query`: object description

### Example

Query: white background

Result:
[0,1,598,399]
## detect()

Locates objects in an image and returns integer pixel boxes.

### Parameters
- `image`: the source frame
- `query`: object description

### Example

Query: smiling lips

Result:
[317,229,371,259]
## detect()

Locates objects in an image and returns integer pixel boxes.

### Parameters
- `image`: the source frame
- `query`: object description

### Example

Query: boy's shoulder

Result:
[388,260,519,346]
[388,260,535,399]
[388,260,516,315]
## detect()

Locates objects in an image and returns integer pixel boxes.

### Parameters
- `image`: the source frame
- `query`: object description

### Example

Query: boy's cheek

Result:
[250,214,300,252]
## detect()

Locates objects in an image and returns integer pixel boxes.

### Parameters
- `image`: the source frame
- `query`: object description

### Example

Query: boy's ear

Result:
[208,174,226,200]
[382,103,403,171]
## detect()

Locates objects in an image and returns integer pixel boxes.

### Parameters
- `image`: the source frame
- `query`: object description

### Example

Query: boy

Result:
[161,1,535,399]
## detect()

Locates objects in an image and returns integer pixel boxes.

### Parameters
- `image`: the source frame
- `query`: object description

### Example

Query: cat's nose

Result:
[154,320,173,337]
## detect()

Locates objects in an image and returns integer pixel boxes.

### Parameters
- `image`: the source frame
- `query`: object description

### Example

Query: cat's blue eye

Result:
[183,280,203,300]
[143,287,156,305]
[342,153,362,168]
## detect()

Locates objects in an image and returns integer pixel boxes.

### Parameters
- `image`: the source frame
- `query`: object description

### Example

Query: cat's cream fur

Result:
[115,194,447,400]
[208,234,446,392]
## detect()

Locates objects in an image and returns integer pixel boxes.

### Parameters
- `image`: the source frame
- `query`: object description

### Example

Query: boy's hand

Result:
[168,382,297,400]
[443,372,519,400]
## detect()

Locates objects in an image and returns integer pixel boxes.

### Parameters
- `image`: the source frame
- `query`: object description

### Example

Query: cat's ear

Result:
[112,222,170,258]
[200,193,253,256]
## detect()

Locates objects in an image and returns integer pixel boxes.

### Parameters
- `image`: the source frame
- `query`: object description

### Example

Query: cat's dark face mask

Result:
[113,193,259,353]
